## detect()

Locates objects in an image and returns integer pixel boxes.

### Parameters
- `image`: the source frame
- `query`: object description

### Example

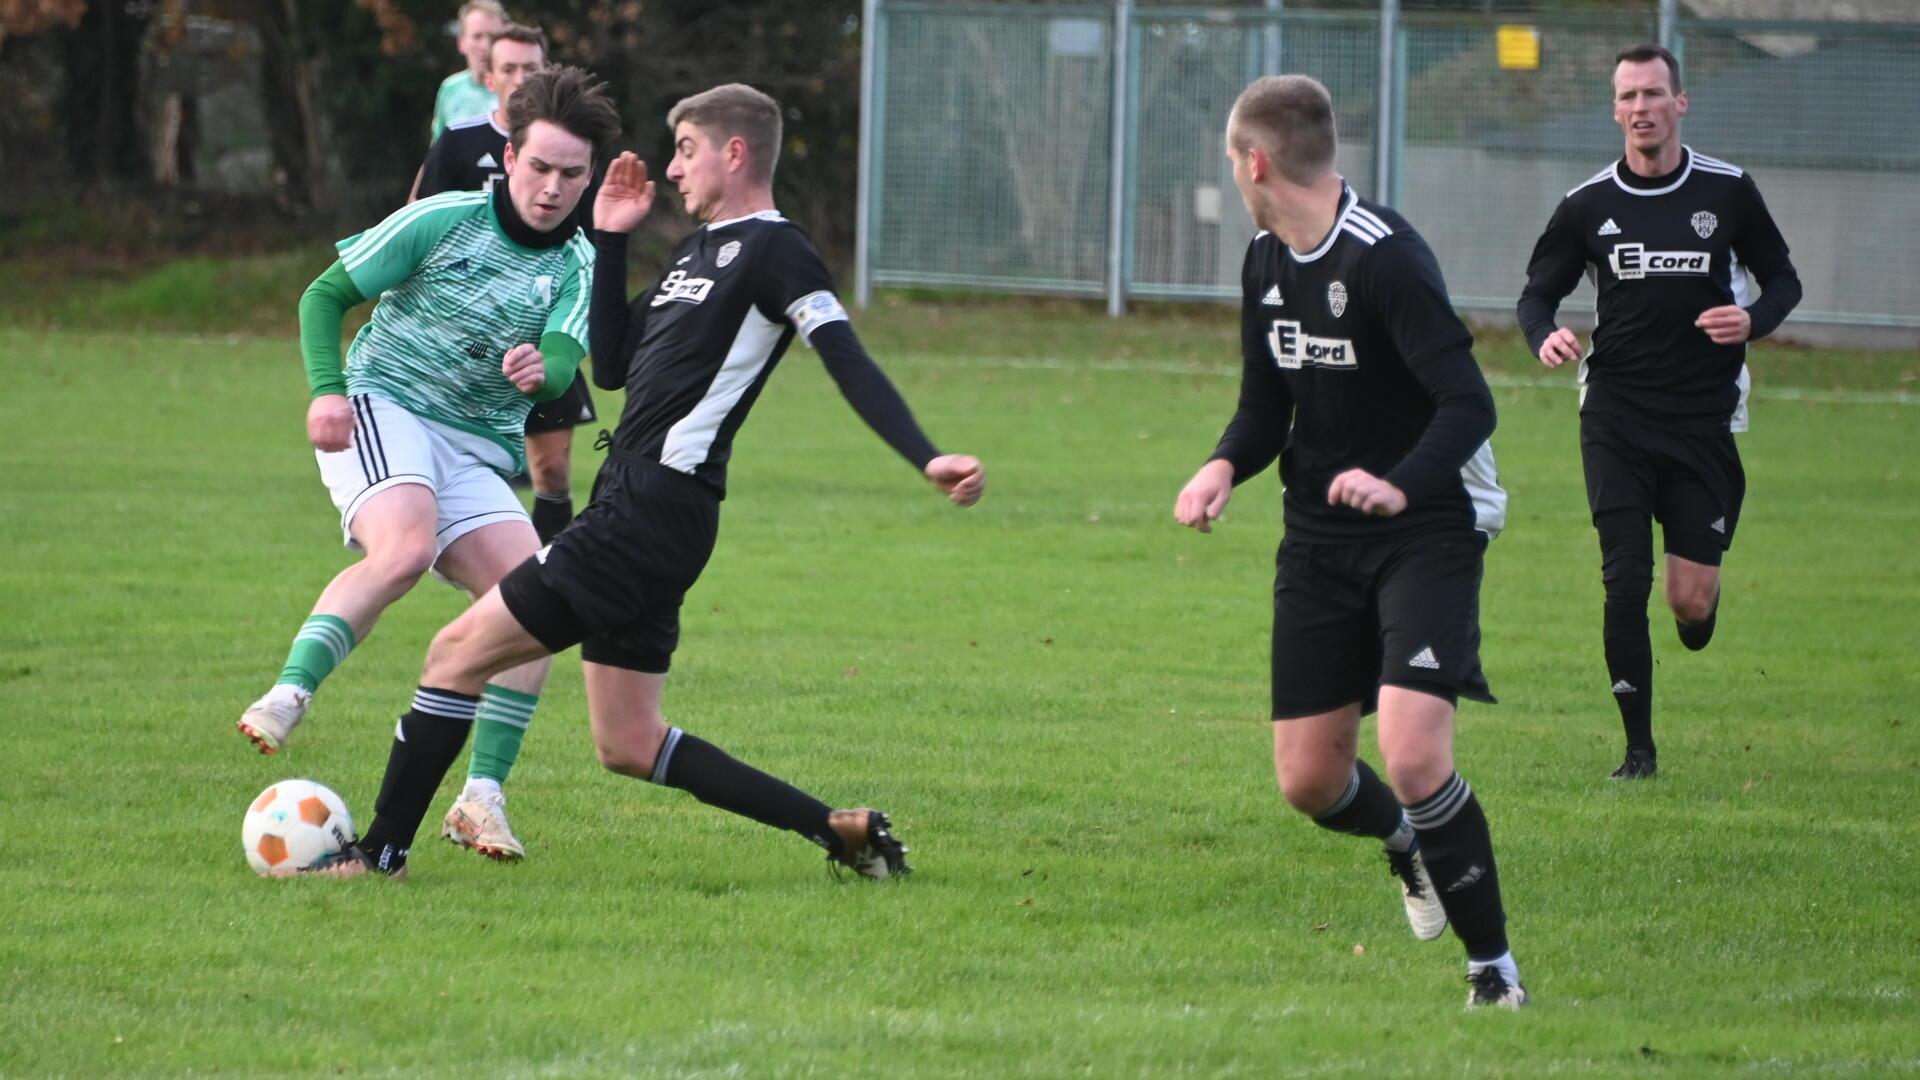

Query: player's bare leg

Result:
[525,427,575,544]
[1666,553,1721,652]
[434,521,554,861]
[239,484,439,754]
[584,661,908,878]
[1376,686,1526,1007]
[1275,704,1446,942]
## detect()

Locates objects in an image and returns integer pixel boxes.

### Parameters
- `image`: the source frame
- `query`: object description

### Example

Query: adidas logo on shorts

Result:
[1409,646,1440,670]
[1710,516,1727,534]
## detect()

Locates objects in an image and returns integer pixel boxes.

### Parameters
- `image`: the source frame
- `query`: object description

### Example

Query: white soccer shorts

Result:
[315,393,528,559]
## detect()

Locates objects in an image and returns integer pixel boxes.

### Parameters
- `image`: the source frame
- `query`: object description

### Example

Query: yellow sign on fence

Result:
[1497,25,1541,71]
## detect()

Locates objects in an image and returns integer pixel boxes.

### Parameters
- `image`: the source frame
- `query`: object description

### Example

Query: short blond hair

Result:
[458,1,507,28]
[668,83,782,186]
[1228,75,1337,185]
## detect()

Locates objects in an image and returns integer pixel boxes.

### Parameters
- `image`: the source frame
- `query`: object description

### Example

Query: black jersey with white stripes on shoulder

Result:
[589,211,938,498]
[1211,184,1505,543]
[1517,147,1801,434]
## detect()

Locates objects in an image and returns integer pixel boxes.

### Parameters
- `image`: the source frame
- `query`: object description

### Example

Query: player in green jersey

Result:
[238,67,621,866]
[432,1,506,141]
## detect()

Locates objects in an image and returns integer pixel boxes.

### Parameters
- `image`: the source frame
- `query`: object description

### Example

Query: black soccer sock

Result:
[357,687,479,871]
[649,728,839,854]
[1311,759,1409,845]
[531,490,574,545]
[1405,772,1510,962]
[1676,596,1718,652]
[1597,509,1656,756]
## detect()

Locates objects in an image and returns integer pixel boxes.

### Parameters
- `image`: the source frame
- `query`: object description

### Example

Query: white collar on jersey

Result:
[1612,145,1694,197]
[1289,182,1358,265]
[705,209,786,230]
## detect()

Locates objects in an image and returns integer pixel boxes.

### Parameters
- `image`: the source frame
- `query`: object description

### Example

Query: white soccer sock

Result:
[1467,950,1520,986]
[461,776,503,800]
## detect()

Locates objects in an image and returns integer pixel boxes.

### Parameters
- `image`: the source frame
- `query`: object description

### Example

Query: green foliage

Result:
[2,306,1917,1076]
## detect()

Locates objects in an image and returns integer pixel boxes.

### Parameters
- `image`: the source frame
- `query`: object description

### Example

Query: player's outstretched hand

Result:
[1538,326,1582,368]
[1327,468,1407,517]
[925,454,985,507]
[307,393,354,452]
[1696,304,1752,345]
[595,152,655,234]
[1174,458,1236,533]
[503,343,546,394]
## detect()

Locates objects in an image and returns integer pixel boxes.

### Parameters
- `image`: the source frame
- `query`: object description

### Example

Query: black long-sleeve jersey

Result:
[590,211,938,498]
[1211,185,1505,543]
[417,113,602,229]
[1517,147,1801,434]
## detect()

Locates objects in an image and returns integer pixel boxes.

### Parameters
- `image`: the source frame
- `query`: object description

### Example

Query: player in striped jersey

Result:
[238,68,621,867]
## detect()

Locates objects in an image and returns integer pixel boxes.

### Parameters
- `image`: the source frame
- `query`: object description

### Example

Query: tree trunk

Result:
[63,0,149,183]
[253,0,325,213]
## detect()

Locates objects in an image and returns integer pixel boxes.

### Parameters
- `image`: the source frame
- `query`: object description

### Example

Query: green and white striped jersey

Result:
[432,70,496,141]
[336,190,593,467]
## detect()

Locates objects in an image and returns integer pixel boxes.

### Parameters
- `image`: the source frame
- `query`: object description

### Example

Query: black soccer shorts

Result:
[523,373,599,435]
[1269,531,1495,720]
[498,456,719,673]
[1580,409,1745,566]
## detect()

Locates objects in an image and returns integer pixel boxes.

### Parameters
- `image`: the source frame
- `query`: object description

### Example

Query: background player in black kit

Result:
[1517,44,1801,781]
[311,82,985,881]
[413,22,601,547]
[1174,75,1524,1009]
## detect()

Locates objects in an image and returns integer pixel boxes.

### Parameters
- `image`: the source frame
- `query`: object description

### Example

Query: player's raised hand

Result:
[1538,326,1583,368]
[595,152,655,234]
[1174,458,1236,533]
[924,454,986,507]
[502,343,546,394]
[307,393,354,452]
[1695,304,1752,345]
[1327,468,1407,517]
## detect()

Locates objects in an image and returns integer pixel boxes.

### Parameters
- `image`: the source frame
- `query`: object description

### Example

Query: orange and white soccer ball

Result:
[242,779,353,876]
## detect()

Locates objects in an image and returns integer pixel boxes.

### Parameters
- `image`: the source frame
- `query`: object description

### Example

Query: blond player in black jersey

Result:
[302,84,984,883]
[1175,75,1524,1009]
[1518,44,1801,780]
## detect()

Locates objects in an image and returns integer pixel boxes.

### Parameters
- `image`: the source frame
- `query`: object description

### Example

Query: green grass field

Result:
[1,284,1917,1077]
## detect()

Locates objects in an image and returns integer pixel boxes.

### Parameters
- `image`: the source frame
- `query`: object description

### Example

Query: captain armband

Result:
[785,290,850,345]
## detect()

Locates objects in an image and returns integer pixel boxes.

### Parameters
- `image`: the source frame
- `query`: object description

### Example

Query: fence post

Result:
[1106,0,1133,317]
[1263,0,1284,73]
[1373,0,1398,203]
[855,0,881,308]
[1657,0,1677,49]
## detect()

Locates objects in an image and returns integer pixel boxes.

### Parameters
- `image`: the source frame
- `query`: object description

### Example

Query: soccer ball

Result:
[242,779,353,876]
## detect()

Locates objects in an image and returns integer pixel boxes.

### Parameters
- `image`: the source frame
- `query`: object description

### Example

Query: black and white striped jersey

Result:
[1212,184,1506,542]
[1518,147,1801,434]
[589,211,937,498]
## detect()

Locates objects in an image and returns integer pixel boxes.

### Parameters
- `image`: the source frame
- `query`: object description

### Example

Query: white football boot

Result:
[826,808,910,879]
[442,787,527,861]
[237,684,312,755]
[1466,965,1530,1009]
[1386,843,1449,941]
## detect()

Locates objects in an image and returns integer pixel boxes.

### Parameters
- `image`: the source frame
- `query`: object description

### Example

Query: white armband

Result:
[785,290,850,345]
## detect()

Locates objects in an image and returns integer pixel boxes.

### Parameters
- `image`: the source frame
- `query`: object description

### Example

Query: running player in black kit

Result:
[1517,44,1801,781]
[1174,76,1524,1008]
[313,83,985,881]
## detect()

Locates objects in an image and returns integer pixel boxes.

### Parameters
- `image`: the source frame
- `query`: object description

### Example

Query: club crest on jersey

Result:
[533,275,554,305]
[650,268,715,307]
[716,240,742,268]
[1327,281,1347,318]
[1691,211,1718,239]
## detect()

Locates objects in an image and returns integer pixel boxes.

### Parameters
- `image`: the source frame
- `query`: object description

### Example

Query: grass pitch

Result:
[0,294,1916,1078]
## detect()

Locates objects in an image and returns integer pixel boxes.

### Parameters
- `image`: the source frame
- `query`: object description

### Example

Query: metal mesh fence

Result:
[871,3,1114,294]
[1128,11,1378,300]
[864,2,1920,327]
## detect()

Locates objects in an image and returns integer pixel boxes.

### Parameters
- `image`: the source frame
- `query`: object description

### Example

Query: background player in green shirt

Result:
[238,67,620,867]
[431,1,506,142]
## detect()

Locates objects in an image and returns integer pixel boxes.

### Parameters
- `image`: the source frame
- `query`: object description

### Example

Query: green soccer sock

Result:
[467,684,539,783]
[276,615,356,693]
